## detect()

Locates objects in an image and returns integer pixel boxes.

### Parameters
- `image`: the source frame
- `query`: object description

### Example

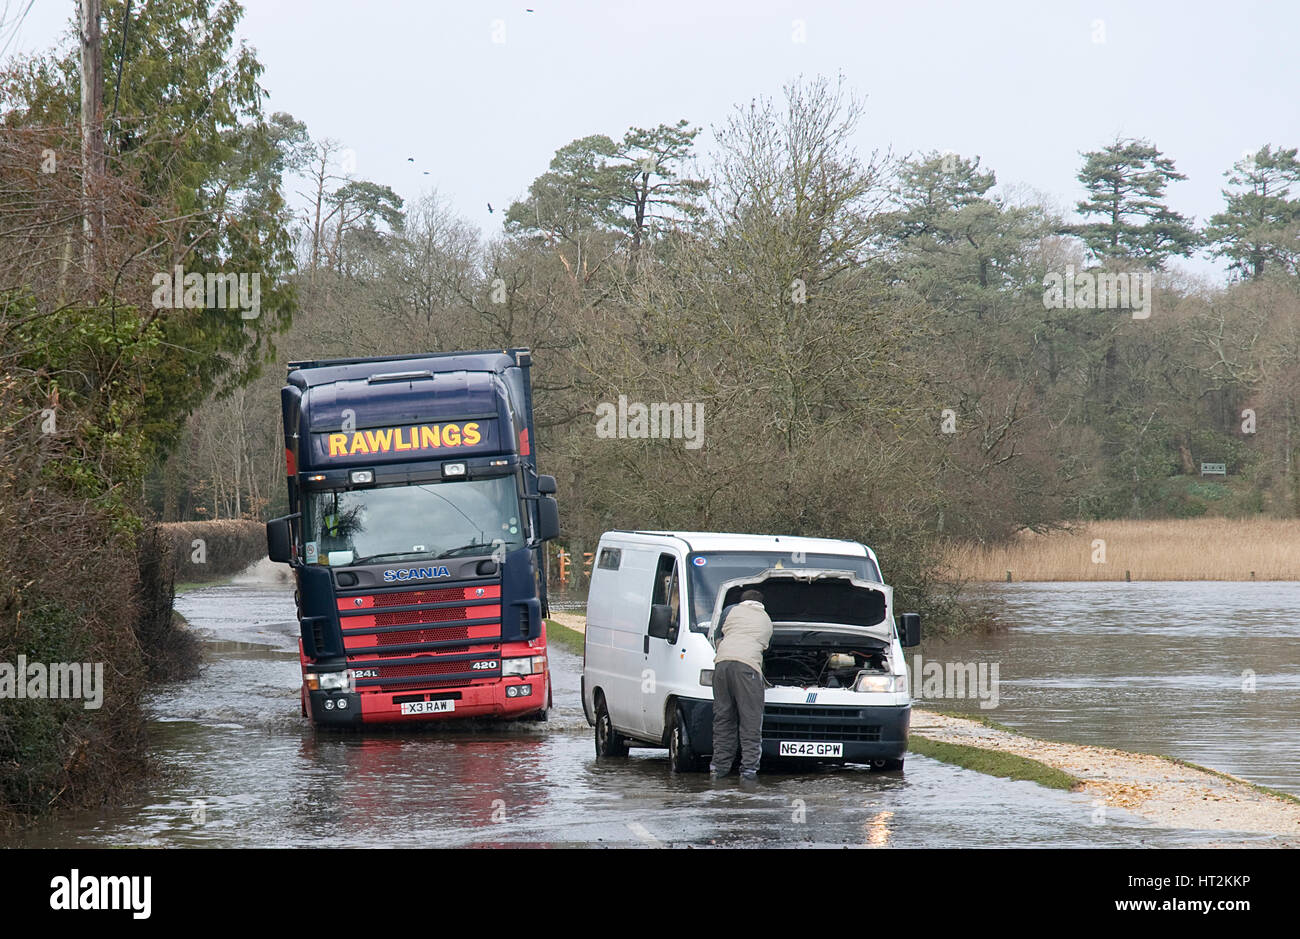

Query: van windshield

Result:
[685,551,878,631]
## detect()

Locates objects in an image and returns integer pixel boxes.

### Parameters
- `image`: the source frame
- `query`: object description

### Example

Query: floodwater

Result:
[7,576,1289,847]
[930,581,1300,796]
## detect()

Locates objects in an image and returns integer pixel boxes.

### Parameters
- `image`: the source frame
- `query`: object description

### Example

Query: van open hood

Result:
[710,568,894,643]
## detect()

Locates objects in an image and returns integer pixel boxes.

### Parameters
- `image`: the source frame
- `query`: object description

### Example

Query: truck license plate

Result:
[400,700,455,716]
[779,741,843,757]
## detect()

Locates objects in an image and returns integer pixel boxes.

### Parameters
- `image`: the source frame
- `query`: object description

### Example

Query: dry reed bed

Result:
[942,519,1300,582]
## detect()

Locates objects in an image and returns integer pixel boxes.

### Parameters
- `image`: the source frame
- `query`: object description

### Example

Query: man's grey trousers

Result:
[711,659,764,774]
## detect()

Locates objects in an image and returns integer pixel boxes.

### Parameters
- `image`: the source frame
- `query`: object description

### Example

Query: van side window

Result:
[651,554,680,625]
[597,547,622,570]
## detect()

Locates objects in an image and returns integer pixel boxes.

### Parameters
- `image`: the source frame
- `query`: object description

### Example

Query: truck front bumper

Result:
[307,674,547,727]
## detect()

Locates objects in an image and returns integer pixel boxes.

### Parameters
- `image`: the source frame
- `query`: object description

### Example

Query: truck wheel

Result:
[668,707,704,773]
[594,695,628,757]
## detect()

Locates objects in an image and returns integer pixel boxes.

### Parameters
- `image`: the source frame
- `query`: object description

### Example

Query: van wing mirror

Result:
[537,495,560,541]
[647,603,674,640]
[899,612,921,648]
[267,516,294,564]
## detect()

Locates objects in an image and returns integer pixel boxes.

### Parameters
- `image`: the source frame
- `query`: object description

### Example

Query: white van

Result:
[580,531,921,772]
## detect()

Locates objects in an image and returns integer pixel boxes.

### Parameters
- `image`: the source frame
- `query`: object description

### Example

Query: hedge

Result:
[160,519,267,582]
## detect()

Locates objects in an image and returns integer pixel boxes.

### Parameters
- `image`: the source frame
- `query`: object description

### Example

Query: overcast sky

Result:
[5,1,1299,280]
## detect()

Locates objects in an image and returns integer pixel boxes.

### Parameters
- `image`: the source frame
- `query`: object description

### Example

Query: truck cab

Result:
[267,349,560,726]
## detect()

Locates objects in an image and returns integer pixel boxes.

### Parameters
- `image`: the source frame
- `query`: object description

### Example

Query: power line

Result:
[0,0,39,63]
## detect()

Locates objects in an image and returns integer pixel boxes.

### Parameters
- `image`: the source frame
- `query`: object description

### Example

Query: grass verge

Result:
[921,709,1300,804]
[1161,757,1300,806]
[908,733,1080,791]
[545,618,585,655]
[922,707,1023,736]
[175,575,237,594]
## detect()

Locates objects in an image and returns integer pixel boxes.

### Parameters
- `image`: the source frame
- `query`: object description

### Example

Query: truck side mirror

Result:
[537,474,557,495]
[537,495,560,541]
[647,603,674,640]
[267,516,294,564]
[899,612,921,648]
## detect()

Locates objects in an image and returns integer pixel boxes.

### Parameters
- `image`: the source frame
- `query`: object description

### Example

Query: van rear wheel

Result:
[668,707,705,773]
[594,696,628,757]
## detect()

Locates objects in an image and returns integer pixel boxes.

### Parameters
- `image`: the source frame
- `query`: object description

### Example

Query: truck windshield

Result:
[303,475,525,565]
[685,551,878,631]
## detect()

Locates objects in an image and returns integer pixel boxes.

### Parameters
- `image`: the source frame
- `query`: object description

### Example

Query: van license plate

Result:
[400,700,455,715]
[779,741,843,757]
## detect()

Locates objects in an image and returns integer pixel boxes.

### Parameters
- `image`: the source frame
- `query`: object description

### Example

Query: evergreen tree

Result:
[1205,145,1300,279]
[1066,138,1199,269]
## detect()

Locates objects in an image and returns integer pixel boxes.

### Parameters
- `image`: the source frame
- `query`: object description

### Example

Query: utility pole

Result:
[80,0,103,275]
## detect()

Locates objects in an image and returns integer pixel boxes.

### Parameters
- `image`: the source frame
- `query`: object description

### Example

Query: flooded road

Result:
[9,578,1284,847]
[931,582,1300,797]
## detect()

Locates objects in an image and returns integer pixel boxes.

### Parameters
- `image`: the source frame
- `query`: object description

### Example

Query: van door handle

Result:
[643,635,650,654]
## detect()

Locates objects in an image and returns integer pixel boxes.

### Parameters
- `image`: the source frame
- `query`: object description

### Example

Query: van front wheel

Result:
[668,707,705,773]
[595,697,628,758]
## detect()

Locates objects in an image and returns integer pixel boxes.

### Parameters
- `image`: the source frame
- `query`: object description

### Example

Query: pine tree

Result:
[1204,145,1300,279]
[1066,138,1199,269]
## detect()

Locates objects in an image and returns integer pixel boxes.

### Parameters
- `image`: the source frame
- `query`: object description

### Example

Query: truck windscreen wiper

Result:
[351,550,436,564]
[432,542,493,559]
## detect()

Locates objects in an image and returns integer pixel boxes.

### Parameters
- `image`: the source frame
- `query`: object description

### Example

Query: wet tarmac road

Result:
[9,579,1270,848]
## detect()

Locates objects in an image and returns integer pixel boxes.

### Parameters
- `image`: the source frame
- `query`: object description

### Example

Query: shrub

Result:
[161,519,267,582]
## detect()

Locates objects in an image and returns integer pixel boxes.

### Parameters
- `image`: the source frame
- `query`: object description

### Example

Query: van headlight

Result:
[502,655,546,677]
[854,672,903,694]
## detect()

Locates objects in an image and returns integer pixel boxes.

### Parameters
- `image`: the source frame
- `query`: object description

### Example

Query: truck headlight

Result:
[854,673,902,694]
[317,671,354,692]
[502,655,545,677]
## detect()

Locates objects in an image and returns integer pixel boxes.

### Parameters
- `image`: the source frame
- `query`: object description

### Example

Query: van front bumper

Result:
[678,697,910,763]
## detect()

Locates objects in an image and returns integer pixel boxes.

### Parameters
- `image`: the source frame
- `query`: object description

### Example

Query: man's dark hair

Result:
[740,589,764,604]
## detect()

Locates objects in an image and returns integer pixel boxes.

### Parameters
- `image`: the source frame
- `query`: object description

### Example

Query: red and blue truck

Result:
[266,349,560,726]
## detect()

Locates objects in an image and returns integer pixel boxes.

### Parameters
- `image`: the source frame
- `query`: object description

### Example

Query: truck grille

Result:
[377,659,493,679]
[375,605,467,626]
[374,625,469,646]
[372,586,466,607]
[336,581,503,693]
